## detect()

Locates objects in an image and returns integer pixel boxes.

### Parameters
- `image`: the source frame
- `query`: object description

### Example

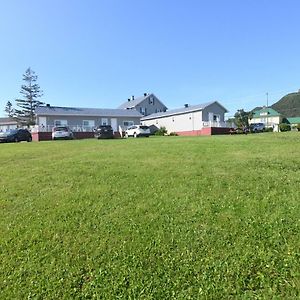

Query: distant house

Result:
[287,117,300,127]
[34,105,142,140]
[0,117,18,132]
[118,93,167,116]
[141,101,229,136]
[250,107,283,132]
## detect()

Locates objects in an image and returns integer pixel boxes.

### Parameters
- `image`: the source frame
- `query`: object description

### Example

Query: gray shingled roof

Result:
[118,94,150,109]
[35,106,142,117]
[0,117,18,125]
[141,101,228,120]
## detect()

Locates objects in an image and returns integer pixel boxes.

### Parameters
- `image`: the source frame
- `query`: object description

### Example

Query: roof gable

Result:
[118,93,167,110]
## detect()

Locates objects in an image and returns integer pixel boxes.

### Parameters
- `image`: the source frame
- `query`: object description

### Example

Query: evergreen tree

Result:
[4,101,14,118]
[14,68,43,126]
[234,109,253,128]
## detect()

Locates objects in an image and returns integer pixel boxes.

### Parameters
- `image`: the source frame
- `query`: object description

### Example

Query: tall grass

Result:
[0,133,299,299]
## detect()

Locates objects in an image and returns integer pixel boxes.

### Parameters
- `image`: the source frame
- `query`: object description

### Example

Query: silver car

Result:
[125,125,150,138]
[52,126,74,140]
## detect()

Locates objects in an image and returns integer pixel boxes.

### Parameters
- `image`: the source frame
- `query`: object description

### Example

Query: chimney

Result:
[128,98,130,102]
[144,93,147,97]
[184,104,189,108]
[131,95,135,101]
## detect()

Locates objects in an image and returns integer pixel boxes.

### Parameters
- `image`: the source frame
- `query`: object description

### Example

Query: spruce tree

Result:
[4,101,14,118]
[14,68,43,126]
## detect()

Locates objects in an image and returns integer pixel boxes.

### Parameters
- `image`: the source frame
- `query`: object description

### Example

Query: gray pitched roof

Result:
[118,93,167,109]
[141,101,228,120]
[0,117,18,125]
[118,95,147,109]
[35,106,142,118]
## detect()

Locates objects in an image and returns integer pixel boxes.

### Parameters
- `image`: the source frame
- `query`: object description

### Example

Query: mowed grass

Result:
[0,133,299,299]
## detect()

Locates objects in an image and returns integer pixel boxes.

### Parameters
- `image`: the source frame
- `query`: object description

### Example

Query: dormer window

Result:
[260,112,268,116]
[149,97,155,105]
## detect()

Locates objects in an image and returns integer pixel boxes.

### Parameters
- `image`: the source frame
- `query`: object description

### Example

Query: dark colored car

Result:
[0,128,32,143]
[94,125,114,139]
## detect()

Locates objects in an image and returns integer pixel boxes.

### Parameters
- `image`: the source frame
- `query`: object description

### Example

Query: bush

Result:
[155,126,168,136]
[169,132,178,136]
[297,123,300,131]
[264,127,274,132]
[279,123,291,132]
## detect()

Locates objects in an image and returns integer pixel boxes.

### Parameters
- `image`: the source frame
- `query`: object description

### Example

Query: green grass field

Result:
[0,133,299,299]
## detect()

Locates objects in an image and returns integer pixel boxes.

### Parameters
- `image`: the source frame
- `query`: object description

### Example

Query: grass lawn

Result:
[0,132,299,299]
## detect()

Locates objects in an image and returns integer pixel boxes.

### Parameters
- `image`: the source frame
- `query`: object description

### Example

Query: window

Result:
[149,97,155,105]
[213,114,220,122]
[101,118,108,125]
[54,120,68,126]
[140,107,146,115]
[83,120,95,127]
[123,121,134,127]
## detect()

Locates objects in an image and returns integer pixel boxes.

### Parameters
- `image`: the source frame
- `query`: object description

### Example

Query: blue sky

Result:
[1,0,299,117]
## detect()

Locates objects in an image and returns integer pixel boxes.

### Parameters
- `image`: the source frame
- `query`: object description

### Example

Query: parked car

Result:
[125,125,150,138]
[0,128,32,143]
[52,126,74,140]
[94,125,114,139]
[250,123,265,132]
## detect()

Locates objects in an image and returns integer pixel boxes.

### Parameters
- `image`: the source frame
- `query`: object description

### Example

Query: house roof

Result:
[252,107,281,118]
[141,101,228,120]
[118,93,167,109]
[287,117,300,124]
[35,106,142,118]
[0,117,18,125]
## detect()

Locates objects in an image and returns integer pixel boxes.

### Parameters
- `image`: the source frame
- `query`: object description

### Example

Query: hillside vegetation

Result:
[272,92,300,117]
[0,135,300,299]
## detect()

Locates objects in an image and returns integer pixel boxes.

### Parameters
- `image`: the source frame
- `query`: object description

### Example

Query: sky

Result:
[0,0,300,117]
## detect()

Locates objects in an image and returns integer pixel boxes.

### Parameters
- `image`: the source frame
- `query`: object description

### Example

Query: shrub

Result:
[169,132,178,136]
[264,127,274,132]
[297,123,300,131]
[155,126,168,136]
[235,128,244,134]
[279,123,291,132]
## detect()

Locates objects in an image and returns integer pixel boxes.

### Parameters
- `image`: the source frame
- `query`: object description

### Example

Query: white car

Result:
[52,126,74,140]
[125,125,150,138]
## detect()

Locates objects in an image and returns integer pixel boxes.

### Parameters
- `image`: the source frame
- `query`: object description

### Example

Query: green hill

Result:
[271,92,300,117]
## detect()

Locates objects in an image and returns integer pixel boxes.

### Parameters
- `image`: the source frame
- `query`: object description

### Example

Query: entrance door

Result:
[39,117,47,126]
[110,118,117,132]
[39,117,47,131]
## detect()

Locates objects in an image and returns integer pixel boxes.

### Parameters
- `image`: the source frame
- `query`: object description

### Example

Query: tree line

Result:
[4,68,43,126]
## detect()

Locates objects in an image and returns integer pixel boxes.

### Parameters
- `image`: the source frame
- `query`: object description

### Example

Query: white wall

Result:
[142,111,203,133]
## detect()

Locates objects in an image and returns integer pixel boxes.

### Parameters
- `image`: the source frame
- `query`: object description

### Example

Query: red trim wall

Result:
[176,127,231,136]
[32,131,122,141]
